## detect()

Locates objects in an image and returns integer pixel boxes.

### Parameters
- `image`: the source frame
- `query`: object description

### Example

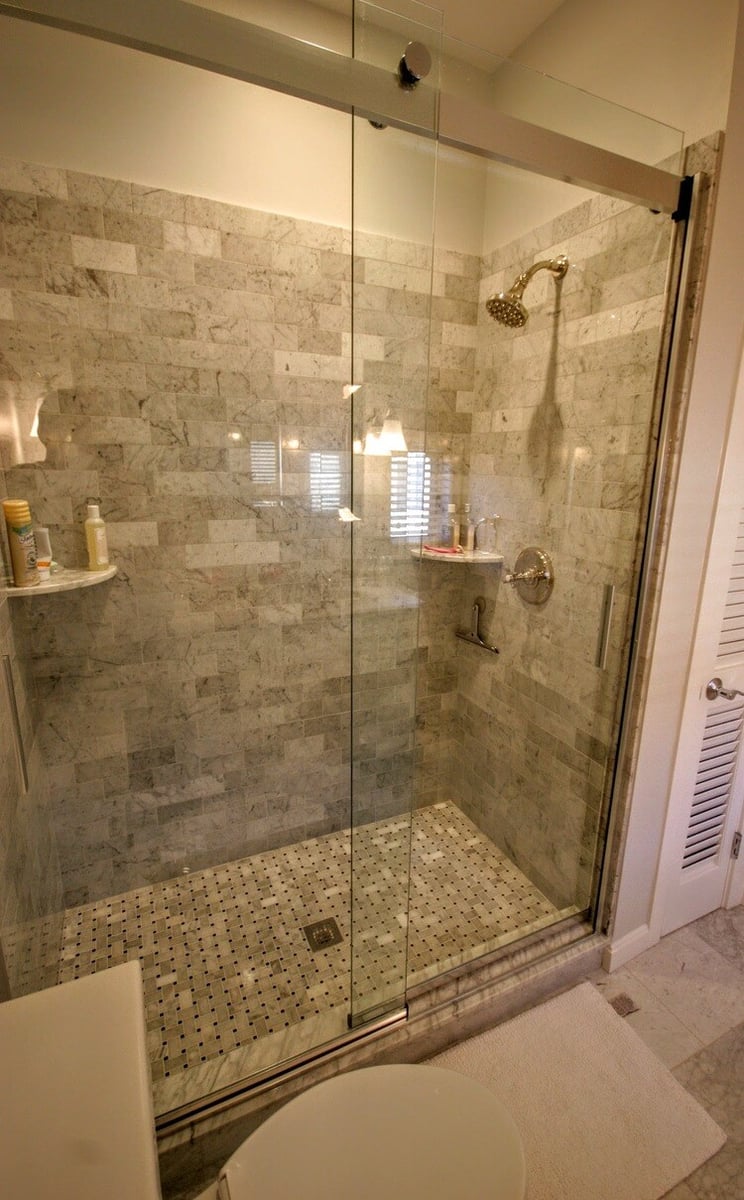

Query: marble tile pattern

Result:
[0,502,63,994]
[0,157,474,903]
[35,801,557,1087]
[0,148,701,942]
[452,189,679,908]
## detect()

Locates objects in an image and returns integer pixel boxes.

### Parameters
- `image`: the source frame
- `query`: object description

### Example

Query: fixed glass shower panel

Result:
[348,0,441,1026]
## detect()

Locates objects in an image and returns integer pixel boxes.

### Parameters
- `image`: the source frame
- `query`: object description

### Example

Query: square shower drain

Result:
[303,918,343,952]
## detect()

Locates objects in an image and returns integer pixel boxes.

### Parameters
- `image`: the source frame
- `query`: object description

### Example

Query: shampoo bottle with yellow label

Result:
[2,499,39,587]
[85,503,109,571]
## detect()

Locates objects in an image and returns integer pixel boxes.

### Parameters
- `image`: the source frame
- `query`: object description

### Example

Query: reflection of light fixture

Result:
[363,430,388,456]
[361,409,407,456]
[228,430,242,442]
[379,418,407,453]
[29,397,43,440]
[285,437,300,450]
[343,384,362,399]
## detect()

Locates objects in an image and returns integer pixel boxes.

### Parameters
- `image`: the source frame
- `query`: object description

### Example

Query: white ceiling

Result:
[426,0,567,57]
[234,0,569,59]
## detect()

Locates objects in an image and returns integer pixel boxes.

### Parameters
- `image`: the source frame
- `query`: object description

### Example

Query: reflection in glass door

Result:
[349,0,442,1025]
[403,148,681,989]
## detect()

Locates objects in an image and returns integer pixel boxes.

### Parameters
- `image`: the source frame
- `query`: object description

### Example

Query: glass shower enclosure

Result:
[0,0,687,1123]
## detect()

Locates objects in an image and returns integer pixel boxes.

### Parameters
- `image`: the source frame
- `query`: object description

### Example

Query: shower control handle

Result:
[705,677,744,701]
[503,547,554,605]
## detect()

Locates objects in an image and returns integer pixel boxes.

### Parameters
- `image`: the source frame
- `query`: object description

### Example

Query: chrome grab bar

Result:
[2,653,28,794]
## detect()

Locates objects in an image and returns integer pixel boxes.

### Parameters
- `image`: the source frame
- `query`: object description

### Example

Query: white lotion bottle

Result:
[85,503,110,571]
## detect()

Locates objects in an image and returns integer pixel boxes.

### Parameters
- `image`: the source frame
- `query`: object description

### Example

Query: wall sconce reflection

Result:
[361,411,408,457]
[0,384,48,468]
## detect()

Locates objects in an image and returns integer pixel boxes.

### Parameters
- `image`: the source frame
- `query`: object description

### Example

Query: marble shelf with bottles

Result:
[410,548,504,565]
[2,565,117,597]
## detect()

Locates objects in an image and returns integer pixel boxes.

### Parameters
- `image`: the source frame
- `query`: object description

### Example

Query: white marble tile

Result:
[71,235,137,274]
[0,156,68,198]
[184,541,280,568]
[590,966,704,1068]
[625,925,744,1047]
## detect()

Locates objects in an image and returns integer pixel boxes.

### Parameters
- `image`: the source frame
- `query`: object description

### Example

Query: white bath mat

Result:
[428,981,724,1200]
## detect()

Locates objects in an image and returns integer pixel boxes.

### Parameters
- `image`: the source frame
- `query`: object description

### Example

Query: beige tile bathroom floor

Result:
[52,801,560,1084]
[588,905,744,1199]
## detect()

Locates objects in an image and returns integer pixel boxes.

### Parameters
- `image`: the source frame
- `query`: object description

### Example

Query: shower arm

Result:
[510,256,569,296]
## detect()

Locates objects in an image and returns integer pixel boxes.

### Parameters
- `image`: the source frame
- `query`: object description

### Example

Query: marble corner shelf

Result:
[3,565,117,596]
[410,548,504,565]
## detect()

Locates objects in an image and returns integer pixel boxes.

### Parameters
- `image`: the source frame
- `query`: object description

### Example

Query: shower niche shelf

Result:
[3,565,117,596]
[410,548,503,565]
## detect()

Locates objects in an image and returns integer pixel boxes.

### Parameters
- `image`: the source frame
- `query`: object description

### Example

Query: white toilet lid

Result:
[220,1064,526,1200]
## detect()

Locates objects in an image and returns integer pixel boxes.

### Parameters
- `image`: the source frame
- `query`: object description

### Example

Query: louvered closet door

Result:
[661,506,744,935]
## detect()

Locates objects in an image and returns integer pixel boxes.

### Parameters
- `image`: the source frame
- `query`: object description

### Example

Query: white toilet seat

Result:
[211,1064,526,1200]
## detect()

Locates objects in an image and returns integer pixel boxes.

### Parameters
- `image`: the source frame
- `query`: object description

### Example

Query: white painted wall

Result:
[512,0,738,150]
[478,0,737,251]
[0,14,485,252]
[0,18,353,229]
[2,1,737,259]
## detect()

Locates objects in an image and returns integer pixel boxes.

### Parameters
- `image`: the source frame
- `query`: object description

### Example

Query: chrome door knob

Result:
[705,676,744,701]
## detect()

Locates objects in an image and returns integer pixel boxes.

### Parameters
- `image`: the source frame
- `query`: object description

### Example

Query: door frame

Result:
[654,344,744,934]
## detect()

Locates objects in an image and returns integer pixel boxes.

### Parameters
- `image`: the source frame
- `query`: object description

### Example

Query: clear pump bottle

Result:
[461,503,475,552]
[447,503,460,549]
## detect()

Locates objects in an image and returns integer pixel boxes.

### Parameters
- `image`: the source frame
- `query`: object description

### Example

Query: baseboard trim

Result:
[603,923,660,972]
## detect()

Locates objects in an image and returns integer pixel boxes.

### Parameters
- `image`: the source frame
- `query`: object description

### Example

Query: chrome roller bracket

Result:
[503,547,554,604]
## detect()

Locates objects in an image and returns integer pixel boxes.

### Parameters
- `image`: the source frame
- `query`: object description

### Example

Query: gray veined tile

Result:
[590,966,704,1068]
[626,925,744,1047]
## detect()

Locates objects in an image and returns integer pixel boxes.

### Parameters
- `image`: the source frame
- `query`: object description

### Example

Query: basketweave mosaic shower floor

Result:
[48,802,558,1084]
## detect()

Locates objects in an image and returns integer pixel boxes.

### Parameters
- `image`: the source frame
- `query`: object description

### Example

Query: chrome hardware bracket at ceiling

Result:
[1,0,682,214]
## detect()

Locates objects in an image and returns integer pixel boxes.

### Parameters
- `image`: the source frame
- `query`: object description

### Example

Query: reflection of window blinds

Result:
[309,452,342,512]
[250,441,278,484]
[390,452,432,539]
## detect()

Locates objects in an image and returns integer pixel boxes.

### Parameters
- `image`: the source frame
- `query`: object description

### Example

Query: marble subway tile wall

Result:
[0,483,63,994]
[453,192,674,909]
[351,239,478,823]
[414,247,479,807]
[0,157,474,905]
